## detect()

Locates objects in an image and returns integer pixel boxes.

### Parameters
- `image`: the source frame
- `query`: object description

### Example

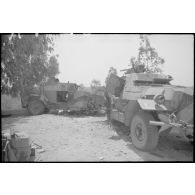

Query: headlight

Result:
[154,94,165,105]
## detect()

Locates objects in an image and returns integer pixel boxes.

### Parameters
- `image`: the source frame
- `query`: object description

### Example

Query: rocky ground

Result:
[1,111,193,162]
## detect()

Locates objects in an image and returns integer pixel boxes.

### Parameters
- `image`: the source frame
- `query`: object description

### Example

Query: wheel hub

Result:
[135,123,144,141]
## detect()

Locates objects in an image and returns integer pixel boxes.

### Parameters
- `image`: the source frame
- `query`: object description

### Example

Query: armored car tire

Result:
[130,112,159,151]
[27,100,45,115]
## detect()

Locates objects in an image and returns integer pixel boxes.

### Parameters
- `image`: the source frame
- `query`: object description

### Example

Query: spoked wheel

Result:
[28,100,45,115]
[130,112,159,151]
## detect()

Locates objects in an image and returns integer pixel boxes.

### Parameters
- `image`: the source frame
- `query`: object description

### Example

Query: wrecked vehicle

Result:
[105,72,194,151]
[21,77,99,115]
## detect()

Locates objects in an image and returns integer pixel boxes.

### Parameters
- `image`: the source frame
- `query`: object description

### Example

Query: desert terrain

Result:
[2,110,193,162]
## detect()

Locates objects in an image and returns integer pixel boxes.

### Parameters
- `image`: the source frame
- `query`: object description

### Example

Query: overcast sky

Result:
[54,34,194,87]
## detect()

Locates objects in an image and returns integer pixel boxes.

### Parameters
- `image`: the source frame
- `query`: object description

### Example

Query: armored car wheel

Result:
[28,100,45,115]
[130,112,159,151]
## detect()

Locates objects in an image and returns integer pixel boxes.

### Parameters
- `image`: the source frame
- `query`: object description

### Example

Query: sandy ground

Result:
[1,111,193,162]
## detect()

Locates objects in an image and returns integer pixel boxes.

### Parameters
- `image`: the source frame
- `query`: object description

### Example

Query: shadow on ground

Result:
[100,120,193,161]
[1,110,30,131]
[2,109,29,116]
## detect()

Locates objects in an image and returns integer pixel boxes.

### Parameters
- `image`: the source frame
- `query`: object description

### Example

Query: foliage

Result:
[127,35,165,74]
[90,79,101,90]
[1,34,59,97]
[79,83,85,90]
[47,55,60,78]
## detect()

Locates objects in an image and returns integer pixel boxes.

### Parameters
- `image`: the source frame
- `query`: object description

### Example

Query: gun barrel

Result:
[120,69,130,72]
[149,121,193,129]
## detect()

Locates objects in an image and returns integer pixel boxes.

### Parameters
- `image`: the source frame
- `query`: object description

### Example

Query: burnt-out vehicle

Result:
[105,73,194,151]
[21,78,98,115]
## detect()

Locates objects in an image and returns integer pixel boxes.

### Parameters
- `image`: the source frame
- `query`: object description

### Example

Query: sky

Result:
[54,34,194,87]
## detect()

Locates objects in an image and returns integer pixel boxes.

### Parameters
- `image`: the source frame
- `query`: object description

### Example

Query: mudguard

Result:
[28,94,47,107]
[21,94,40,108]
[137,99,168,111]
[124,100,140,126]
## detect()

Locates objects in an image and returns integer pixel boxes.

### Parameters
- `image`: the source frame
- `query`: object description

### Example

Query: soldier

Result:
[104,91,111,121]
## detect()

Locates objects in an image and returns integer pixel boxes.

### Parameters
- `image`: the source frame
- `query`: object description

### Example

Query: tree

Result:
[78,83,85,91]
[1,34,59,96]
[105,66,118,85]
[90,79,101,90]
[47,55,60,78]
[126,35,165,74]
